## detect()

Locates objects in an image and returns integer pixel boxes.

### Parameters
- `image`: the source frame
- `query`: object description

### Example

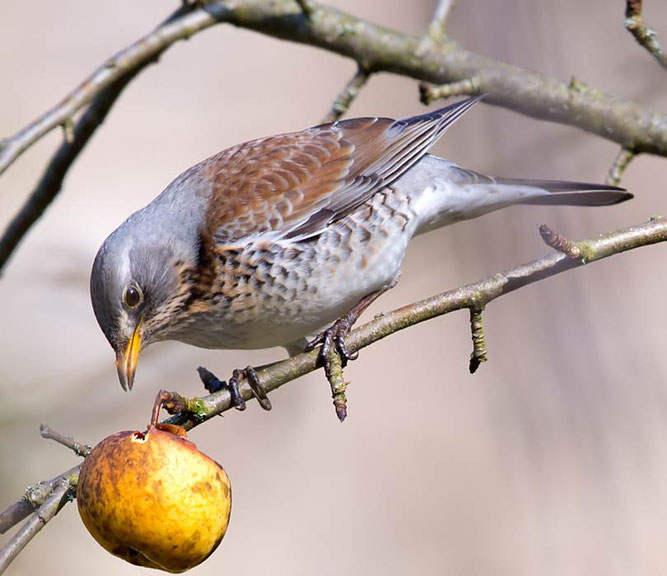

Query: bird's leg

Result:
[197,365,272,411]
[306,285,392,372]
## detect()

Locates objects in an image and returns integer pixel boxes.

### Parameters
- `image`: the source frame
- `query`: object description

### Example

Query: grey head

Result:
[90,207,199,391]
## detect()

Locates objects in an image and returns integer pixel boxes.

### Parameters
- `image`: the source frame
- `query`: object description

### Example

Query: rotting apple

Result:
[76,425,231,573]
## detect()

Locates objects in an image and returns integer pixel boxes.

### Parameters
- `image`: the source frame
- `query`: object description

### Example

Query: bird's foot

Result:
[306,320,354,422]
[305,317,358,373]
[197,365,272,411]
[306,287,392,372]
[305,288,393,422]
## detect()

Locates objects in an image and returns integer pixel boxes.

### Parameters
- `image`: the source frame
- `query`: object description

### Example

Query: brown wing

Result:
[200,95,484,246]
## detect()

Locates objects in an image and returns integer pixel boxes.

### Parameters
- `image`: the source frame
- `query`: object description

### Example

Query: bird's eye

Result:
[122,283,143,310]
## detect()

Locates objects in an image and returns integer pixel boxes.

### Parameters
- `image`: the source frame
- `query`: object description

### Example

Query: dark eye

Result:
[122,283,143,310]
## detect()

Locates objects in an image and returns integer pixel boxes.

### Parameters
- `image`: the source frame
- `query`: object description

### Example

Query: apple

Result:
[76,425,231,572]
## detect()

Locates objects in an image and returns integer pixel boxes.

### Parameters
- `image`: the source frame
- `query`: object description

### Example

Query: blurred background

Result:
[1,1,666,574]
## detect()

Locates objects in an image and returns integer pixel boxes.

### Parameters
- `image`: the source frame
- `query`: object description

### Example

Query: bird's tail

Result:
[402,155,633,236]
[497,177,632,206]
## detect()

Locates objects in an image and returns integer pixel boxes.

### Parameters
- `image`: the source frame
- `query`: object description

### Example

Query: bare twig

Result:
[197,0,667,156]
[1,216,665,565]
[61,119,75,145]
[0,4,204,177]
[3,0,667,181]
[0,70,138,275]
[40,424,91,458]
[321,66,370,123]
[419,78,480,104]
[539,224,582,259]
[3,0,667,275]
[607,148,635,186]
[0,477,74,574]
[468,307,487,374]
[156,216,667,430]
[625,0,667,70]
[295,0,314,18]
[0,4,198,275]
[0,465,81,535]
[428,0,456,41]
[325,351,348,422]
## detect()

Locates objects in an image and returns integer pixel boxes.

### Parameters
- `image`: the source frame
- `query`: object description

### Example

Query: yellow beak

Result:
[116,322,142,391]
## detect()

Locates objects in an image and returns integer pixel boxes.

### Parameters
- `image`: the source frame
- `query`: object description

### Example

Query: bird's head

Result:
[90,218,192,391]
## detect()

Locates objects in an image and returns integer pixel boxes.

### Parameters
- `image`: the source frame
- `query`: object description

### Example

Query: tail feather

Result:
[496,177,633,206]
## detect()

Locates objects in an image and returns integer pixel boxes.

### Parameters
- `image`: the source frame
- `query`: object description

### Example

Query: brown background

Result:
[1,1,667,574]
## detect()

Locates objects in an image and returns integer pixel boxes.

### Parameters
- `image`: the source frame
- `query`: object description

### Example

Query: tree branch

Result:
[468,307,487,374]
[0,466,81,535]
[3,0,667,178]
[625,0,667,70]
[419,77,480,104]
[3,0,667,275]
[204,0,667,155]
[0,477,74,574]
[606,148,635,186]
[294,0,315,18]
[0,5,196,275]
[40,424,91,458]
[1,215,665,569]
[0,4,204,178]
[160,215,667,429]
[0,70,138,274]
[427,0,456,42]
[321,66,370,123]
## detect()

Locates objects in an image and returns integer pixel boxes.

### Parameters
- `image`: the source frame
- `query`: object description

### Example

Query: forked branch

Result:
[625,0,667,70]
[2,0,665,276]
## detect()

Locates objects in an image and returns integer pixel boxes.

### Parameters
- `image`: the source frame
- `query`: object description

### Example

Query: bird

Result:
[90,95,632,410]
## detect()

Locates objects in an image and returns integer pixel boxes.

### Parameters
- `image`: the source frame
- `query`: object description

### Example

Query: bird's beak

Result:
[116,321,142,391]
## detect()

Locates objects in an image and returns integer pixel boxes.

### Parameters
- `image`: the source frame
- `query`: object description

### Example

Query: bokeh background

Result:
[1,1,667,574]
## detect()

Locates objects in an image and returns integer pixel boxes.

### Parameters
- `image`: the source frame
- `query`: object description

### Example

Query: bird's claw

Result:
[197,365,272,411]
[306,317,358,373]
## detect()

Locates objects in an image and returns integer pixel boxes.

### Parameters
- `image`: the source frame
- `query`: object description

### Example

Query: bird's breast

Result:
[169,187,419,351]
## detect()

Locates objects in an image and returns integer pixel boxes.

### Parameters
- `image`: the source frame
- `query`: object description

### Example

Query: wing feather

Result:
[199,95,484,245]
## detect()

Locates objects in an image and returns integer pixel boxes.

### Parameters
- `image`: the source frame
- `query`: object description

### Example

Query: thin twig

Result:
[0,478,74,574]
[3,1,667,275]
[325,351,348,422]
[61,119,75,145]
[419,78,480,105]
[0,466,80,535]
[428,0,456,41]
[295,0,314,18]
[195,0,667,155]
[0,4,198,275]
[539,225,582,259]
[468,307,487,374]
[0,70,138,275]
[40,424,91,458]
[625,0,667,70]
[0,4,204,177]
[321,66,370,123]
[606,148,635,186]
[3,0,667,181]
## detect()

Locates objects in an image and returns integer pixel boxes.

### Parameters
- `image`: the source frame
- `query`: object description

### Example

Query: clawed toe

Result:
[306,318,358,374]
[197,365,272,411]
[306,288,390,375]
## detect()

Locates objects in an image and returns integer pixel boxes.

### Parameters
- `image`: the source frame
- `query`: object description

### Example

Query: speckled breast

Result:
[172,187,419,351]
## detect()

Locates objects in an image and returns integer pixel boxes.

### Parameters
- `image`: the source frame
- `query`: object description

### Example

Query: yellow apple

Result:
[76,426,231,572]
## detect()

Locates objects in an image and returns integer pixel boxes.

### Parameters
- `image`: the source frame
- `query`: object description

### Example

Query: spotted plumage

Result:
[90,96,632,392]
